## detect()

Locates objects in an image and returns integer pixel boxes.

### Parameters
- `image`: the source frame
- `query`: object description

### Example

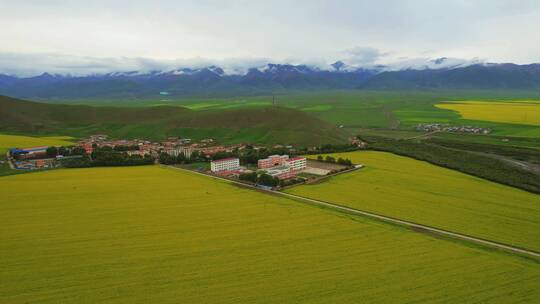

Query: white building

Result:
[178,146,193,158]
[164,145,194,158]
[211,157,240,172]
[286,157,307,171]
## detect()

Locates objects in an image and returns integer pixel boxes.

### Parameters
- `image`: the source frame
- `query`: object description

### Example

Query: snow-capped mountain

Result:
[0,62,539,99]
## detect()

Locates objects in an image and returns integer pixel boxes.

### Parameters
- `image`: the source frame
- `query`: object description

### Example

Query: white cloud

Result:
[0,52,277,76]
[343,47,386,66]
[0,1,539,75]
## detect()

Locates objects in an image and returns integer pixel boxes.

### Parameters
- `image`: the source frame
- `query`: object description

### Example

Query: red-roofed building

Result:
[257,154,289,169]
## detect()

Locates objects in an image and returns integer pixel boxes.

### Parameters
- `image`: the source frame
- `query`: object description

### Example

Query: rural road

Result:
[164,165,540,259]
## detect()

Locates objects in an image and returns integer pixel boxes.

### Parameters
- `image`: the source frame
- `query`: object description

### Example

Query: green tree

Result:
[239,172,258,183]
[71,146,86,155]
[46,146,58,158]
[325,156,336,163]
[257,173,279,187]
[176,153,186,164]
[58,146,69,156]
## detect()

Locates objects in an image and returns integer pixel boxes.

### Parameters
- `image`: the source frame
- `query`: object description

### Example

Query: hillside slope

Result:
[0,96,347,145]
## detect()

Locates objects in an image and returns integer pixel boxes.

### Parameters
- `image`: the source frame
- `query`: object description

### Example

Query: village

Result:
[6,134,362,188]
[416,123,492,134]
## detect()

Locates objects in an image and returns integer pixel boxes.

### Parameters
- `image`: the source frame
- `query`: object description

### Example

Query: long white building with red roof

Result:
[211,157,240,172]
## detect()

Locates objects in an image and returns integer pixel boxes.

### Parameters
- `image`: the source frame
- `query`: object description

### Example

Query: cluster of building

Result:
[8,146,85,170]
[8,146,55,169]
[78,135,244,159]
[257,154,307,179]
[210,154,307,181]
[416,123,492,134]
[9,133,309,174]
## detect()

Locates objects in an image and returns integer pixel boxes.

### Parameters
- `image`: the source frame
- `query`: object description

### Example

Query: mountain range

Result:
[1,61,539,99]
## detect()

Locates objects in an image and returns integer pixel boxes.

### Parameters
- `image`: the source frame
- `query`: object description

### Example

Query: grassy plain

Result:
[51,90,540,138]
[1,166,539,303]
[0,134,74,155]
[436,101,540,126]
[0,96,347,146]
[286,151,540,252]
[174,91,540,138]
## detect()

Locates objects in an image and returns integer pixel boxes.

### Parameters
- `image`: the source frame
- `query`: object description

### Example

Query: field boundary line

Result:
[162,165,540,259]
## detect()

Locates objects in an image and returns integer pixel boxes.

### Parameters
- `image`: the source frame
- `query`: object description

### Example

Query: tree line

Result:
[316,155,353,166]
[60,146,154,168]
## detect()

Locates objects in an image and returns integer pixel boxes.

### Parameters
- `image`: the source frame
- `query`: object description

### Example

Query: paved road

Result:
[164,165,540,259]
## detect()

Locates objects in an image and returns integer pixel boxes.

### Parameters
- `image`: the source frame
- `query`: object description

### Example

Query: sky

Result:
[1,0,539,76]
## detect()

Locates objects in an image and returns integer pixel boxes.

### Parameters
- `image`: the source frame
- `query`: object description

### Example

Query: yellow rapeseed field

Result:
[0,134,74,155]
[287,151,540,252]
[436,101,540,126]
[1,166,539,303]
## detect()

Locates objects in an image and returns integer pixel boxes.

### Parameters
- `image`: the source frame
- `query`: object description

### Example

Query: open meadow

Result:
[55,91,540,138]
[286,151,540,252]
[1,166,539,303]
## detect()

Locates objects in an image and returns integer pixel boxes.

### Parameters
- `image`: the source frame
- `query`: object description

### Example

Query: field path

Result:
[164,165,540,259]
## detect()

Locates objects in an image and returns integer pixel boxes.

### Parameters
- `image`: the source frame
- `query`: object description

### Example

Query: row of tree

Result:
[316,155,353,166]
[59,147,154,168]
[46,146,87,158]
[304,143,359,155]
[91,151,154,167]
[239,172,281,187]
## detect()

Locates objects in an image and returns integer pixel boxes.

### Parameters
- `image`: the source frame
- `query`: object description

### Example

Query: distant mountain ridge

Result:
[1,62,539,99]
[361,63,540,90]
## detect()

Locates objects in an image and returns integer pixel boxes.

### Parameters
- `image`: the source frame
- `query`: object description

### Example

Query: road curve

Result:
[163,165,540,259]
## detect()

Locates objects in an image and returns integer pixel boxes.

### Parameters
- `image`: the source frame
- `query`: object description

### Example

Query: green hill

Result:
[0,95,347,146]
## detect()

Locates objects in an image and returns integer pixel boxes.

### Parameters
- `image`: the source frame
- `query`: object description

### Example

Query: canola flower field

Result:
[436,101,540,126]
[286,151,540,252]
[1,166,539,303]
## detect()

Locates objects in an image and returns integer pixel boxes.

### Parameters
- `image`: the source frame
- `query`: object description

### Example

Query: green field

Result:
[0,134,74,155]
[53,90,540,138]
[8,90,540,142]
[0,95,347,146]
[286,151,540,252]
[1,166,539,303]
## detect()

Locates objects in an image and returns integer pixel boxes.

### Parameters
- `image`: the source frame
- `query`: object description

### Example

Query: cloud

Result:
[1,1,539,67]
[381,57,485,71]
[0,52,278,77]
[0,50,491,77]
[343,47,387,66]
